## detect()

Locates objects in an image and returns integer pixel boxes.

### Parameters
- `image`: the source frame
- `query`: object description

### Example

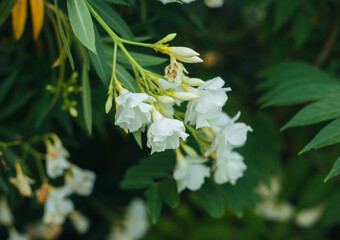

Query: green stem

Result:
[119,38,154,48]
[0,140,21,148]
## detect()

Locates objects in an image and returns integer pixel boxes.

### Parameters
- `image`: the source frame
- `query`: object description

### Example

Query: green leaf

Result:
[0,92,33,121]
[300,119,340,154]
[219,185,243,217]
[116,50,168,67]
[82,63,93,135]
[146,185,163,224]
[0,0,16,26]
[120,177,154,190]
[116,64,140,92]
[194,179,225,218]
[104,0,132,6]
[67,0,96,53]
[89,25,110,87]
[0,70,19,105]
[87,0,133,40]
[293,11,312,49]
[275,0,299,30]
[132,129,143,149]
[282,98,340,130]
[55,0,75,70]
[325,157,340,182]
[159,178,179,209]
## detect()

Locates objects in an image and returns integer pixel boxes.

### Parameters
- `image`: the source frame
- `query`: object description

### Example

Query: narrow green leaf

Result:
[146,185,163,224]
[0,92,33,121]
[159,178,179,209]
[82,63,93,135]
[0,0,16,26]
[67,0,96,53]
[300,119,340,154]
[325,157,340,182]
[0,70,19,105]
[219,185,243,217]
[132,129,143,149]
[275,0,299,30]
[55,0,74,70]
[120,177,154,190]
[89,25,110,87]
[282,98,340,130]
[194,180,225,218]
[104,0,132,6]
[115,50,168,67]
[293,11,312,49]
[116,64,140,92]
[87,0,133,40]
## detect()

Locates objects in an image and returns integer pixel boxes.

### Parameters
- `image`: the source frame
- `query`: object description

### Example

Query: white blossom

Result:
[147,110,189,154]
[154,77,183,106]
[69,211,90,234]
[185,77,230,129]
[66,165,96,196]
[295,205,323,228]
[159,0,196,5]
[8,228,32,240]
[257,201,294,222]
[45,136,70,179]
[173,156,210,192]
[213,151,246,185]
[108,199,149,240]
[204,0,224,8]
[0,195,13,226]
[43,186,74,225]
[9,163,35,197]
[115,89,156,132]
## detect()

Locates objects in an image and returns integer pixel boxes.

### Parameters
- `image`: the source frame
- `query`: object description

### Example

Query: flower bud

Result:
[169,47,200,58]
[167,92,200,101]
[158,33,177,44]
[69,107,78,117]
[183,77,205,86]
[105,94,113,114]
[176,56,203,63]
[157,95,175,104]
[181,144,198,157]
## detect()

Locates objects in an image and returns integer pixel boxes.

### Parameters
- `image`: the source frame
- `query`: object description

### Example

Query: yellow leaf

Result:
[12,0,27,40]
[52,48,67,68]
[30,0,44,40]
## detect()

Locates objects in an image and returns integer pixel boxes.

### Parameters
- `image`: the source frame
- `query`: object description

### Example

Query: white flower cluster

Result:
[112,42,252,192]
[43,135,95,233]
[107,199,149,240]
[159,0,224,8]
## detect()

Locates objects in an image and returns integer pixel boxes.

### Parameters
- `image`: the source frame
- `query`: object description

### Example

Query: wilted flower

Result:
[69,211,90,234]
[9,162,35,197]
[25,221,62,240]
[108,199,149,240]
[185,77,230,129]
[45,135,70,179]
[204,0,224,8]
[147,110,189,154]
[173,153,210,192]
[36,182,51,204]
[115,89,156,132]
[43,186,74,225]
[213,151,246,185]
[257,201,294,222]
[295,205,323,228]
[66,165,96,196]
[0,195,13,226]
[8,227,32,240]
[164,56,188,86]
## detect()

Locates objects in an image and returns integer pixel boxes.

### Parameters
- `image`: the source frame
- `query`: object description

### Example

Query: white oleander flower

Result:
[108,199,149,240]
[115,89,156,132]
[8,227,32,240]
[173,155,210,192]
[204,0,224,8]
[256,176,281,201]
[257,201,294,222]
[295,205,323,228]
[45,135,70,179]
[185,77,230,129]
[9,162,35,197]
[0,195,13,226]
[168,47,202,63]
[213,151,246,185]
[147,110,189,154]
[154,77,183,106]
[66,165,96,196]
[69,211,90,234]
[155,102,175,118]
[43,186,74,225]
[206,113,252,157]
[159,0,196,5]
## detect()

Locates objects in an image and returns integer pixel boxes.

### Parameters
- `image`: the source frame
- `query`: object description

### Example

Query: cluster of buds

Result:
[105,33,252,193]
